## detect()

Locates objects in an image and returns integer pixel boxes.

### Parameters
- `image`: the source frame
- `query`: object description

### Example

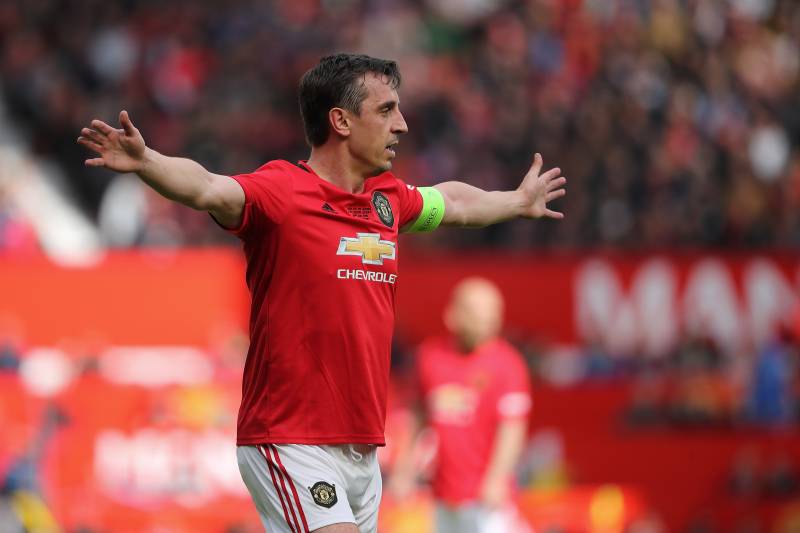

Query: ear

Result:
[329,108,351,138]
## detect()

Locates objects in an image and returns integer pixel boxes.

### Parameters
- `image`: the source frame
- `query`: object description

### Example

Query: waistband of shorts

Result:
[351,443,376,455]
[328,443,375,455]
[239,442,377,454]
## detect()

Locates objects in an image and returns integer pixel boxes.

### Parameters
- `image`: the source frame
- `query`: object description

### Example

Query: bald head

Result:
[444,277,505,352]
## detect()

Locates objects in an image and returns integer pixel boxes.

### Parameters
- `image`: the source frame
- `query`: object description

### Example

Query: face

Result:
[445,278,505,351]
[344,73,408,176]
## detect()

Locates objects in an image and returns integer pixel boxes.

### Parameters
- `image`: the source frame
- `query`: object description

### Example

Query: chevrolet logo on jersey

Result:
[337,233,396,265]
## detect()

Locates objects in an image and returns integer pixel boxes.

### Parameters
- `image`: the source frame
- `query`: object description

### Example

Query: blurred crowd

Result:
[1,0,799,249]
[620,329,800,429]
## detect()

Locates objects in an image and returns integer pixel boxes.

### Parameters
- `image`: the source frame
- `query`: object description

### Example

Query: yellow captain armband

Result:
[404,186,445,233]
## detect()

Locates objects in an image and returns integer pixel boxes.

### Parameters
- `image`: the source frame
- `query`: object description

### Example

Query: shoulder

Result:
[367,171,415,193]
[486,339,526,366]
[248,160,305,181]
[228,160,303,225]
[232,160,308,199]
[492,338,521,354]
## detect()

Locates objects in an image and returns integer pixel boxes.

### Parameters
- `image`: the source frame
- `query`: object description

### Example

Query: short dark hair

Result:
[299,53,401,147]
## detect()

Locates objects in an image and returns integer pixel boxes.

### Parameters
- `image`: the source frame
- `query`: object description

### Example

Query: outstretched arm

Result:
[77,110,244,228]
[434,153,565,227]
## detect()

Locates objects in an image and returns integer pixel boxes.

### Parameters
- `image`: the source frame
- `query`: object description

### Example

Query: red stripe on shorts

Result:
[266,445,307,533]
[257,445,297,533]
[270,445,310,533]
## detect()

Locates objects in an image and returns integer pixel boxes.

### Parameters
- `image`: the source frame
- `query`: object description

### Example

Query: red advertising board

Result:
[3,249,799,350]
[397,250,800,355]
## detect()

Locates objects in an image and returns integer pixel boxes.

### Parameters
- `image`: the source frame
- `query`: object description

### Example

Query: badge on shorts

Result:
[372,191,394,228]
[309,481,337,508]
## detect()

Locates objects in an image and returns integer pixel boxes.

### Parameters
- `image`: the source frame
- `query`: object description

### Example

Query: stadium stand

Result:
[1,0,799,249]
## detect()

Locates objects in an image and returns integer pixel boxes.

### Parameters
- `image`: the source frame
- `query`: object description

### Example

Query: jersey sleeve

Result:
[394,178,424,229]
[496,348,533,420]
[222,163,293,236]
[395,180,445,233]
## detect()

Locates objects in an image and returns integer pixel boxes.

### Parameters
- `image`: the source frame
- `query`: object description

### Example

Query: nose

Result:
[393,110,408,135]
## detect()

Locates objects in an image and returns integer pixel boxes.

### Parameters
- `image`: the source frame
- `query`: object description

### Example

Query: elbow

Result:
[192,190,215,212]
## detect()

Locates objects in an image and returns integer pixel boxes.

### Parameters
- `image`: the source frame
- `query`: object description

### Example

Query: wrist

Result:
[138,147,158,175]
[509,189,528,218]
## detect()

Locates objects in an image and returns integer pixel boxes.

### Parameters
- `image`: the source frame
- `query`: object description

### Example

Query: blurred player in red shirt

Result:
[392,278,533,533]
[78,54,562,533]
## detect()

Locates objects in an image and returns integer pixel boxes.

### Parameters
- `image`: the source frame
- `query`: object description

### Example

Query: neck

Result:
[456,335,490,354]
[306,143,370,194]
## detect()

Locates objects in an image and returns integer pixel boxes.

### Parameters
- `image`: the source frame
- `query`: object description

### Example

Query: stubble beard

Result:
[366,156,392,177]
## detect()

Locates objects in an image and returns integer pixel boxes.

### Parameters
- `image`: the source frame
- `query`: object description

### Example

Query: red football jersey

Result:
[416,337,532,504]
[225,160,423,446]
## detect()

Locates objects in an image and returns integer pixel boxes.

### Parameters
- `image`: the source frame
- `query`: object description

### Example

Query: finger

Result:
[546,176,567,192]
[528,153,543,176]
[77,136,103,153]
[81,127,106,144]
[91,119,117,136]
[120,110,136,136]
[84,158,106,167]
[546,188,566,202]
[544,209,564,219]
[539,167,561,182]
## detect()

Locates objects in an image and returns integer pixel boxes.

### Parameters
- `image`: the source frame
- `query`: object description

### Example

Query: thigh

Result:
[237,445,356,533]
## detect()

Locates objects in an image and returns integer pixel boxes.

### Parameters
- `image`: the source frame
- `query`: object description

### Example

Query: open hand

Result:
[517,153,566,219]
[77,110,145,173]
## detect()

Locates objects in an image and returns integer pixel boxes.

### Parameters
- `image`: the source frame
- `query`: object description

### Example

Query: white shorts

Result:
[237,444,382,533]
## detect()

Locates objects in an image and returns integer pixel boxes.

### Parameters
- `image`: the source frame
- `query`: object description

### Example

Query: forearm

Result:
[138,147,217,210]
[434,181,527,227]
[483,419,527,486]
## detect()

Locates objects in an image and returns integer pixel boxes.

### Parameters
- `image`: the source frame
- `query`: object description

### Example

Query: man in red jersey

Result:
[391,278,532,533]
[77,54,564,533]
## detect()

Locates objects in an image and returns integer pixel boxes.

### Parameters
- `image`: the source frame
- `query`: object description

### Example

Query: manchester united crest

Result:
[372,191,394,228]
[309,481,337,508]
